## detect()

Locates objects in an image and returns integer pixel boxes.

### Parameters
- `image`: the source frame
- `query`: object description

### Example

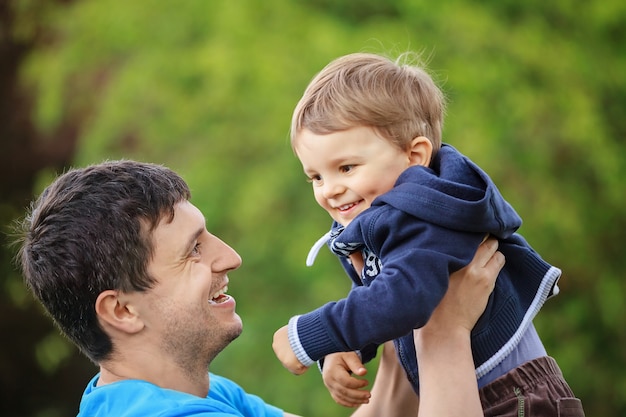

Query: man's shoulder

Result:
[77,374,283,417]
[77,374,264,416]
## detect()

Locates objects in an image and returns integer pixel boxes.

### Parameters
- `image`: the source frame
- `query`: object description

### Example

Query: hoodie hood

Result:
[374,144,522,237]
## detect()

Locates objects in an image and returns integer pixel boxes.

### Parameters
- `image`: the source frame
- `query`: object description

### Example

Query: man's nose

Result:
[214,238,243,272]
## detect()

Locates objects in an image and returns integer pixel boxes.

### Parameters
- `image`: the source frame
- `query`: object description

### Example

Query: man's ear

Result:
[408,136,433,167]
[95,290,144,334]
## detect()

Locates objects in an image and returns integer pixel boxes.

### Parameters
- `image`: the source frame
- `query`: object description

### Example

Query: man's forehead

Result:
[149,202,206,249]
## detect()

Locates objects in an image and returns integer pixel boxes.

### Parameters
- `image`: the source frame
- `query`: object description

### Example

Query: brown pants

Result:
[351,340,584,417]
[480,356,585,416]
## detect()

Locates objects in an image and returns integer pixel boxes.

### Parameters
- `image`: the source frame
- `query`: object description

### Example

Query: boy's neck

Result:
[349,252,364,276]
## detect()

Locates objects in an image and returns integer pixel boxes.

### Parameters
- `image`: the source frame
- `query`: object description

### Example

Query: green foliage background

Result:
[3,0,625,415]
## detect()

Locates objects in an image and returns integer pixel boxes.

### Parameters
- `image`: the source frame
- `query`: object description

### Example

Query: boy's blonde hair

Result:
[291,52,446,153]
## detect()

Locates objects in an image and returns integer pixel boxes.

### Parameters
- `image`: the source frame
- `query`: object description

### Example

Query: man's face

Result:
[139,200,243,369]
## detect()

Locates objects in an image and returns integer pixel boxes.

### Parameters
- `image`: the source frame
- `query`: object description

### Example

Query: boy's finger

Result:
[343,353,367,376]
[333,388,371,407]
[337,375,369,389]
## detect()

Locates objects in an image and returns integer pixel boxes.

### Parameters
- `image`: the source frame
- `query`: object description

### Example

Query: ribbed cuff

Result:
[288,316,315,367]
[292,311,341,362]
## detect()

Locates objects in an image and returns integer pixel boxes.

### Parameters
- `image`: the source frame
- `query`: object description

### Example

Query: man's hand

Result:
[322,352,371,408]
[426,236,504,335]
[272,325,309,375]
[415,237,505,417]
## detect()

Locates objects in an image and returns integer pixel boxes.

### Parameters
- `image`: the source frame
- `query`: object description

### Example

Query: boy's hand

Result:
[272,325,309,375]
[322,352,371,408]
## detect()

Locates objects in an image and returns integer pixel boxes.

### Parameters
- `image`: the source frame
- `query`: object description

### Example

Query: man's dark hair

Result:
[16,160,191,363]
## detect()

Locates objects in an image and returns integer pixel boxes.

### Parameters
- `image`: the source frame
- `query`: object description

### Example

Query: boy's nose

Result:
[322,180,344,199]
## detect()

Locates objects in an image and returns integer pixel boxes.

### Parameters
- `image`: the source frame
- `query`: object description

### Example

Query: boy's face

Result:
[295,126,417,226]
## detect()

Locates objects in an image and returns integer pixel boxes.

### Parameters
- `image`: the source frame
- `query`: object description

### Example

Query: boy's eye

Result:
[340,165,354,173]
[306,174,323,185]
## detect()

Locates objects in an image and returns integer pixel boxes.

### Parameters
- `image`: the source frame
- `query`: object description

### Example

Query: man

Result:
[16,160,503,416]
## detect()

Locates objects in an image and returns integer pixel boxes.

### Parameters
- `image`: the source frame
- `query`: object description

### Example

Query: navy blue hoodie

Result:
[289,144,561,391]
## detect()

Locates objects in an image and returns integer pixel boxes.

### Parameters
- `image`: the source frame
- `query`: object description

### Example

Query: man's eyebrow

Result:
[182,227,204,255]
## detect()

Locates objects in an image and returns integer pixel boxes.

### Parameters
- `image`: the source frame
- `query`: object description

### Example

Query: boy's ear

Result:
[95,290,144,334]
[408,136,433,167]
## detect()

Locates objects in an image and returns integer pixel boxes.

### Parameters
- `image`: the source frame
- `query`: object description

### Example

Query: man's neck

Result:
[97,361,211,398]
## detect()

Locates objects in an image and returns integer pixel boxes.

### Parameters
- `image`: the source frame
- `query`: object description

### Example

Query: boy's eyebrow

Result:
[325,155,360,167]
[301,154,361,176]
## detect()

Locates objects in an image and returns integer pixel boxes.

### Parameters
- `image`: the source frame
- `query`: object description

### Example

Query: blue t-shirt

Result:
[77,373,284,417]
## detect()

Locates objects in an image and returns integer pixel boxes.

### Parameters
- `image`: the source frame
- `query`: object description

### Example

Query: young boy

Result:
[273,52,584,416]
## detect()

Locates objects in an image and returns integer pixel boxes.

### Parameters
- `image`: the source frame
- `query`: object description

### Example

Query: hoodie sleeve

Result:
[290,205,487,363]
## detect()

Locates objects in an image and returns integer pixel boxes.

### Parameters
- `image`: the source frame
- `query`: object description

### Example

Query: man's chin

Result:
[210,325,243,361]
[227,317,244,341]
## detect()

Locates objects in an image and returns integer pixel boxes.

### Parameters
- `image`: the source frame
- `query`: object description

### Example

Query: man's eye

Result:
[191,242,202,256]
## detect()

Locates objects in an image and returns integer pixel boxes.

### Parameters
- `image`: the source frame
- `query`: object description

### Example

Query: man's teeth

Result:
[210,286,228,303]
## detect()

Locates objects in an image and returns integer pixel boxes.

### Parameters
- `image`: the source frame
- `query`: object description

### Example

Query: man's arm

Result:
[416,237,504,417]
